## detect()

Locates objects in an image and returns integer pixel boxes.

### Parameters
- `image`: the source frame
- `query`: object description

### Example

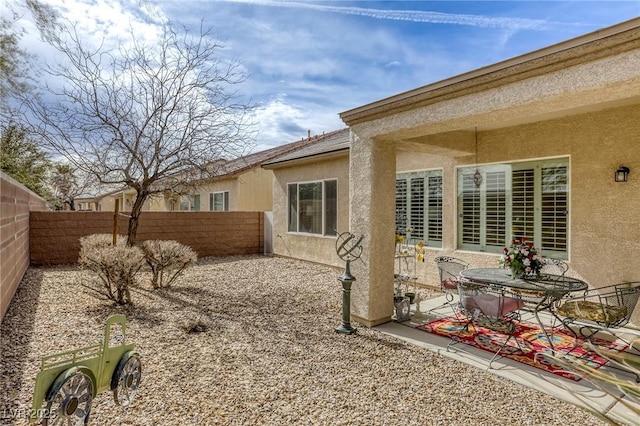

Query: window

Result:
[395,170,442,247]
[457,158,568,258]
[180,194,200,211]
[287,180,337,236]
[210,191,229,211]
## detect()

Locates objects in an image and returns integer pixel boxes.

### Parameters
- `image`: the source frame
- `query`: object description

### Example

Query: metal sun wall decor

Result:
[335,232,364,335]
[30,315,141,425]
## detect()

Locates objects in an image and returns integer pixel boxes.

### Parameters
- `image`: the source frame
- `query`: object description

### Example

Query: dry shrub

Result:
[141,240,197,288]
[78,233,145,304]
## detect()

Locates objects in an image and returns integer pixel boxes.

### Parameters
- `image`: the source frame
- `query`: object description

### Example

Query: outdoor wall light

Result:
[615,165,630,182]
[473,169,483,188]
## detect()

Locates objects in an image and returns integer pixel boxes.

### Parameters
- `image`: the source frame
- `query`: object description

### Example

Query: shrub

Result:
[141,240,197,288]
[79,234,145,304]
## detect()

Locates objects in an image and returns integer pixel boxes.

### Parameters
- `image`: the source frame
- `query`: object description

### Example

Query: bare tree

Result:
[1,0,59,121]
[50,163,98,210]
[23,20,256,245]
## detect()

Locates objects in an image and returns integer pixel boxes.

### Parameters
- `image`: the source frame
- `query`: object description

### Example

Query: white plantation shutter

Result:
[457,159,568,258]
[541,165,568,253]
[427,175,443,244]
[410,177,425,239]
[395,170,442,247]
[395,179,407,235]
[512,168,535,242]
[485,171,506,248]
[460,173,481,245]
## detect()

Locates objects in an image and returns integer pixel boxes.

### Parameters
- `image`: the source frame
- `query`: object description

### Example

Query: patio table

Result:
[459,268,588,352]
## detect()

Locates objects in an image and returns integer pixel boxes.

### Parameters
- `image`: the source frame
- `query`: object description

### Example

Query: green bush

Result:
[141,240,197,288]
[79,234,145,304]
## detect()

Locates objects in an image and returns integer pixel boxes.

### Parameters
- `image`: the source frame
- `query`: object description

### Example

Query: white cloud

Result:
[222,0,562,30]
[250,94,343,150]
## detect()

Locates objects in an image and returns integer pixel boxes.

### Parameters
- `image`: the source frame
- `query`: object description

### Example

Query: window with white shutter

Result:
[410,178,425,239]
[485,171,506,248]
[396,170,442,248]
[395,179,407,236]
[457,158,569,259]
[541,165,568,255]
[459,171,481,246]
[427,175,443,243]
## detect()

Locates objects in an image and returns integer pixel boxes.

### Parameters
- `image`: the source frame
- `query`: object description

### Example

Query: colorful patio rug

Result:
[416,317,628,381]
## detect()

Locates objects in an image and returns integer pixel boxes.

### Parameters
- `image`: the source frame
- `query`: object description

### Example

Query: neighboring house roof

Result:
[262,128,350,168]
[194,136,320,181]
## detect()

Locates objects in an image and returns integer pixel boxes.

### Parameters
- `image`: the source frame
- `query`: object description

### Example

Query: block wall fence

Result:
[0,172,48,322]
[29,211,265,265]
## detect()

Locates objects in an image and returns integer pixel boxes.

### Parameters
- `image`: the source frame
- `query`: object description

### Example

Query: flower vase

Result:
[511,269,525,280]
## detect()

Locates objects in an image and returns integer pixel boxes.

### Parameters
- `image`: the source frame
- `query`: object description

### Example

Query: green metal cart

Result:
[30,314,141,425]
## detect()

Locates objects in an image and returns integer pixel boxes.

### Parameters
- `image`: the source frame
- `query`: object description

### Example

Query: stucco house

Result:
[88,137,317,213]
[164,137,315,212]
[93,187,166,213]
[334,17,640,327]
[262,128,351,265]
[263,127,443,270]
[265,18,640,328]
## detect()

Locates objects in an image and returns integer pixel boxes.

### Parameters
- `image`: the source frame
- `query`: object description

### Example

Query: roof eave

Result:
[340,17,640,126]
[262,148,350,169]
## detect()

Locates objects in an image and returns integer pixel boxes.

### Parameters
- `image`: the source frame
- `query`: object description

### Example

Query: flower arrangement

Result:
[499,238,543,278]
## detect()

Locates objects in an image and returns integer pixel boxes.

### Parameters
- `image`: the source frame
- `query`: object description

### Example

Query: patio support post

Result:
[348,129,396,326]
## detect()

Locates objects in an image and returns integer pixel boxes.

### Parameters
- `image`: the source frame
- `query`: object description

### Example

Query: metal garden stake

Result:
[335,232,364,335]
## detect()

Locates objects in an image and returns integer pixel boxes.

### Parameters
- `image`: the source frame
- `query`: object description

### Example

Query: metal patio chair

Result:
[510,258,570,316]
[431,256,469,317]
[541,258,569,276]
[555,281,640,379]
[447,280,526,368]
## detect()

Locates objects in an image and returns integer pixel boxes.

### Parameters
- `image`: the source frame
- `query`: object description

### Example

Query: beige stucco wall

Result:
[271,155,350,268]
[236,168,275,211]
[191,168,273,212]
[192,179,239,211]
[98,192,165,212]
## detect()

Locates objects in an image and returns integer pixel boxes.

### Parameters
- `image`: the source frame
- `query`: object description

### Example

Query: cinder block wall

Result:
[30,211,265,265]
[0,172,48,322]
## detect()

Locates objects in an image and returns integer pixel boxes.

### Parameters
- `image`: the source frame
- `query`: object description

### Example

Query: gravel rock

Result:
[0,255,607,425]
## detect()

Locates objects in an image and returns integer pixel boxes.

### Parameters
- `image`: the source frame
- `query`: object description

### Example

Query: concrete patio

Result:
[376,295,640,425]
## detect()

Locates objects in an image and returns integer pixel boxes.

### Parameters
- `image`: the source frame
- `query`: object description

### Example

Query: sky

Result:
[6,0,640,151]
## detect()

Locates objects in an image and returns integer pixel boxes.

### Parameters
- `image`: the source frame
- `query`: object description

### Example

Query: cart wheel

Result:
[44,371,93,425]
[113,354,141,406]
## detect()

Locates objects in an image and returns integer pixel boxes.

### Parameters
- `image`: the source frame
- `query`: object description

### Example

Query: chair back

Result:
[560,281,640,328]
[541,258,569,276]
[434,256,469,293]
[612,282,640,327]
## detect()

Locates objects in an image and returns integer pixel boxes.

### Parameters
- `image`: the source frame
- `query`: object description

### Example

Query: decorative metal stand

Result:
[335,232,364,335]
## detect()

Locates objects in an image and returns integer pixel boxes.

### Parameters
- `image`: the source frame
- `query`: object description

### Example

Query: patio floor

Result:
[376,295,640,425]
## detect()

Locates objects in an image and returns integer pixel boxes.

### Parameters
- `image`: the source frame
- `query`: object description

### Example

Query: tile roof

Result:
[262,128,350,167]
[211,136,320,177]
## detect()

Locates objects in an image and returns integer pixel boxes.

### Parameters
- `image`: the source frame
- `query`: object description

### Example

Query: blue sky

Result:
[8,0,640,150]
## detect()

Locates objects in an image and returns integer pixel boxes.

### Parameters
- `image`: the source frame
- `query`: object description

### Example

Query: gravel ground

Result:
[0,255,608,426]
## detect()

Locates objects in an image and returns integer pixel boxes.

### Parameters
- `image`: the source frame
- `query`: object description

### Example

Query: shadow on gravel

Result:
[0,267,45,413]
